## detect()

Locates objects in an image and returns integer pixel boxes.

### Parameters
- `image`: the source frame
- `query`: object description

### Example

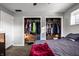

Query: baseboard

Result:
[13,44,24,46]
[5,41,14,49]
[6,45,13,50]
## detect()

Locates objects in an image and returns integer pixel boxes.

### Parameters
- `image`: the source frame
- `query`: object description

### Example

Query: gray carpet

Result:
[6,44,32,56]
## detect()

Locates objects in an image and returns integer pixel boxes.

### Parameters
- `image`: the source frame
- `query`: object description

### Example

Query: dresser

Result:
[0,33,5,56]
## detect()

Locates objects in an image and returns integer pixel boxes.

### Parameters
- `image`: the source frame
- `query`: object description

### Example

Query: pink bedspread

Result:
[29,43,55,56]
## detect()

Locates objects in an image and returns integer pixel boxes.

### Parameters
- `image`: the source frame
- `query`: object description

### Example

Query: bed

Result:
[30,33,79,56]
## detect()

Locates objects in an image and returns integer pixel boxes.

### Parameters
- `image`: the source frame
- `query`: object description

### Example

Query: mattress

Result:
[34,39,79,56]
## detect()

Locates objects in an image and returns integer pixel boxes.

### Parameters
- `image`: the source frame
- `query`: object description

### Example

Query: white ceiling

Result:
[0,3,75,14]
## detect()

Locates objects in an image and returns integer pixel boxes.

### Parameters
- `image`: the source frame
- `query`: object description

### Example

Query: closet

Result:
[46,18,61,40]
[24,18,40,43]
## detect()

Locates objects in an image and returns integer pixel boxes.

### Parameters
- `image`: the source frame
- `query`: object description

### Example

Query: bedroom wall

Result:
[13,12,63,46]
[63,4,79,36]
[0,6,14,48]
[13,16,24,46]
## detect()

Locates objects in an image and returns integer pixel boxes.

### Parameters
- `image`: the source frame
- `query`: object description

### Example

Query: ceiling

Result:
[0,3,75,14]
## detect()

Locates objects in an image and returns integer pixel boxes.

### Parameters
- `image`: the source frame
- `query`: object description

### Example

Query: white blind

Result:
[70,9,79,25]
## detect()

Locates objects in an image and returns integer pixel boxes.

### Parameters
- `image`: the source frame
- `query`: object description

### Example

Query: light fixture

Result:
[33,3,37,6]
[15,9,22,12]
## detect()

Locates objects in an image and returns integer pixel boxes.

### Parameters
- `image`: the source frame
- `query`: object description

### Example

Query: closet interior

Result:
[24,18,40,44]
[46,18,61,40]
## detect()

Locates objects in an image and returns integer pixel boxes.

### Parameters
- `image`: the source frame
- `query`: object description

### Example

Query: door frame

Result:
[23,16,42,44]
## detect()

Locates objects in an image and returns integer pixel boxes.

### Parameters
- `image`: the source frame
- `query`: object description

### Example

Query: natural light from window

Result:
[70,9,79,25]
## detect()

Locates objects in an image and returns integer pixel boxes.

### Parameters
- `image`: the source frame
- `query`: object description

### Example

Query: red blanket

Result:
[29,43,55,56]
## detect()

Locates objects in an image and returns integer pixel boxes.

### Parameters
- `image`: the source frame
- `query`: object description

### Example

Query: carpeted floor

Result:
[6,44,32,56]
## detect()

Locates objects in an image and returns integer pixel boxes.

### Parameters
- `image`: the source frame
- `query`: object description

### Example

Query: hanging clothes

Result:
[31,22,36,33]
[47,24,51,34]
[48,28,51,34]
[27,21,30,33]
[53,23,58,34]
[59,25,61,34]
[57,24,61,34]
[29,22,31,33]
[36,22,40,34]
[53,23,61,34]
[51,24,53,35]
[51,27,53,35]
[46,24,49,34]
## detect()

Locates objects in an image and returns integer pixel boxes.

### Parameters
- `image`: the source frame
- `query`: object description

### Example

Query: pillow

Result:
[65,33,73,38]
[69,39,75,42]
[65,37,76,42]
[65,33,73,40]
[70,34,79,41]
[65,33,79,41]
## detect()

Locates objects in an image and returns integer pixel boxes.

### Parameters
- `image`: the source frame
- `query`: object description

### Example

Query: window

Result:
[70,9,79,25]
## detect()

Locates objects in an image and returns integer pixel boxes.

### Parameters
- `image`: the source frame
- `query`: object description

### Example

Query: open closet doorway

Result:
[24,18,41,44]
[46,18,61,40]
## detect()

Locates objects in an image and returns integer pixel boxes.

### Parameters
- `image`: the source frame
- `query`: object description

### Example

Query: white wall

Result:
[13,16,24,46]
[0,10,14,48]
[0,5,15,48]
[63,4,79,36]
[13,12,63,46]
